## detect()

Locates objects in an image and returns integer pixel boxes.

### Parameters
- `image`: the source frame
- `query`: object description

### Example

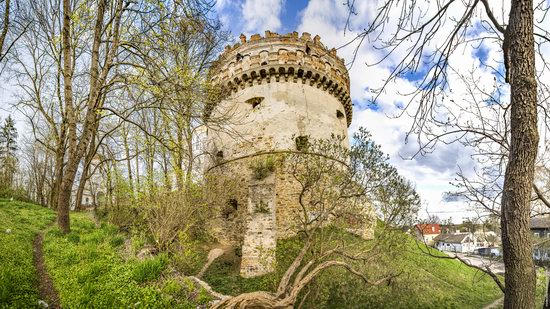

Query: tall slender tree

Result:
[0,115,18,188]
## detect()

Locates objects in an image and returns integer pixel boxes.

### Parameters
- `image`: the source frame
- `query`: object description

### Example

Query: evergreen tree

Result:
[0,115,18,188]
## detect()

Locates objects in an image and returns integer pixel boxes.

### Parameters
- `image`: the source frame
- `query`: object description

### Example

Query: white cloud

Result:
[241,0,285,34]
[295,0,530,223]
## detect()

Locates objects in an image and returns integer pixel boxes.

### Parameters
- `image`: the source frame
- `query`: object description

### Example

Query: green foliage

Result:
[171,232,206,275]
[204,229,504,309]
[132,254,168,283]
[109,235,125,247]
[254,200,270,214]
[66,233,80,244]
[0,187,33,203]
[0,199,55,308]
[250,156,276,180]
[350,127,420,227]
[42,212,210,308]
[0,116,18,189]
[160,277,212,308]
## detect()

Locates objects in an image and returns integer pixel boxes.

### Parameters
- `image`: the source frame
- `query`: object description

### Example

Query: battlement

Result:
[210,31,352,126]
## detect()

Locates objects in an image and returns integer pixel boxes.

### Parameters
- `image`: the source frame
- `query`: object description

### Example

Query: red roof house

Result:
[415,224,441,235]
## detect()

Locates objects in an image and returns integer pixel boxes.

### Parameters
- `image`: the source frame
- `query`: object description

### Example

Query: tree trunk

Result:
[135,139,140,194]
[122,125,134,197]
[57,0,75,233]
[75,127,97,210]
[501,0,538,308]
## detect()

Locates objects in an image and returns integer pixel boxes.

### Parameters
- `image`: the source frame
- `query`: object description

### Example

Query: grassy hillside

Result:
[42,212,212,308]
[0,200,514,308]
[204,230,504,309]
[0,199,55,308]
[0,201,211,308]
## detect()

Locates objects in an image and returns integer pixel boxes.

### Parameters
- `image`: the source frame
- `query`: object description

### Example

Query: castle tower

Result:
[206,31,361,277]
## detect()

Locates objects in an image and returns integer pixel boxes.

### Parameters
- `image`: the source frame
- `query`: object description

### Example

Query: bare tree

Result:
[0,0,29,65]
[346,0,549,306]
[210,130,419,308]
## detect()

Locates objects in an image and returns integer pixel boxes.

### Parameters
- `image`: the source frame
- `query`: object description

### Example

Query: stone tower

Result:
[206,31,366,277]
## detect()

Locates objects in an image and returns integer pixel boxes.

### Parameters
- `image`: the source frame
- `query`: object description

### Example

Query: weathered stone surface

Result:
[206,31,375,277]
[240,174,277,277]
[208,31,352,125]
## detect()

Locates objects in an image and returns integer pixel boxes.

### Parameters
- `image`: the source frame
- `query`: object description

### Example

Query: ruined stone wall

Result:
[206,31,373,277]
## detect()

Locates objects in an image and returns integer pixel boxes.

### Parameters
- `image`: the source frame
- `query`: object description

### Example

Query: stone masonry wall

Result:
[206,31,374,277]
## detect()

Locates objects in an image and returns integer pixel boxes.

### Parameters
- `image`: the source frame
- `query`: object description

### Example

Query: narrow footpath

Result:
[33,230,60,308]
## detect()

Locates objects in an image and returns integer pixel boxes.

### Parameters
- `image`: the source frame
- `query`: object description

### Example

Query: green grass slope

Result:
[42,212,212,308]
[204,231,504,309]
[0,199,55,308]
[0,200,509,308]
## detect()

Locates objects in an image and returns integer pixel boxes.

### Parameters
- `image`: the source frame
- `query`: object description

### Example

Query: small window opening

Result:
[216,150,224,158]
[223,198,239,219]
[336,110,345,119]
[229,198,238,210]
[261,61,268,65]
[236,53,243,61]
[305,45,311,55]
[295,136,309,151]
[246,97,264,109]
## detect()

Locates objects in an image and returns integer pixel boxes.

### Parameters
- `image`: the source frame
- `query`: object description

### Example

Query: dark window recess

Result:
[216,150,224,158]
[336,110,345,119]
[229,198,238,210]
[223,198,239,219]
[261,61,268,65]
[295,136,309,151]
[236,53,243,61]
[246,97,264,108]
[306,45,311,55]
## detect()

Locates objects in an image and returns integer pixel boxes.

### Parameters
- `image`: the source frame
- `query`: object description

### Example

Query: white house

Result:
[434,233,478,253]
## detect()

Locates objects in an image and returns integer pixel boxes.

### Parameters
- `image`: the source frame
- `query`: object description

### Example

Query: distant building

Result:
[434,233,478,253]
[474,230,500,247]
[71,156,105,210]
[415,224,441,245]
[530,217,550,263]
[530,217,550,238]
[473,247,501,258]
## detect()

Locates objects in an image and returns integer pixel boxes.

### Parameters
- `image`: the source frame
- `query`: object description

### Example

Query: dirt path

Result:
[33,231,61,308]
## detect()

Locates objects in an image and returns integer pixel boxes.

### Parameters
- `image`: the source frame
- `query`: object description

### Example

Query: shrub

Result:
[138,187,212,252]
[0,186,33,203]
[250,156,276,180]
[170,232,205,275]
[132,254,168,283]
[110,235,125,247]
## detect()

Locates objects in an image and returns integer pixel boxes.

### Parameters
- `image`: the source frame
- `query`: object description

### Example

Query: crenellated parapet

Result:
[210,31,353,126]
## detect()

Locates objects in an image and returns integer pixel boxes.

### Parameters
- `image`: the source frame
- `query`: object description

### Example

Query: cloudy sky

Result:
[214,0,522,223]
